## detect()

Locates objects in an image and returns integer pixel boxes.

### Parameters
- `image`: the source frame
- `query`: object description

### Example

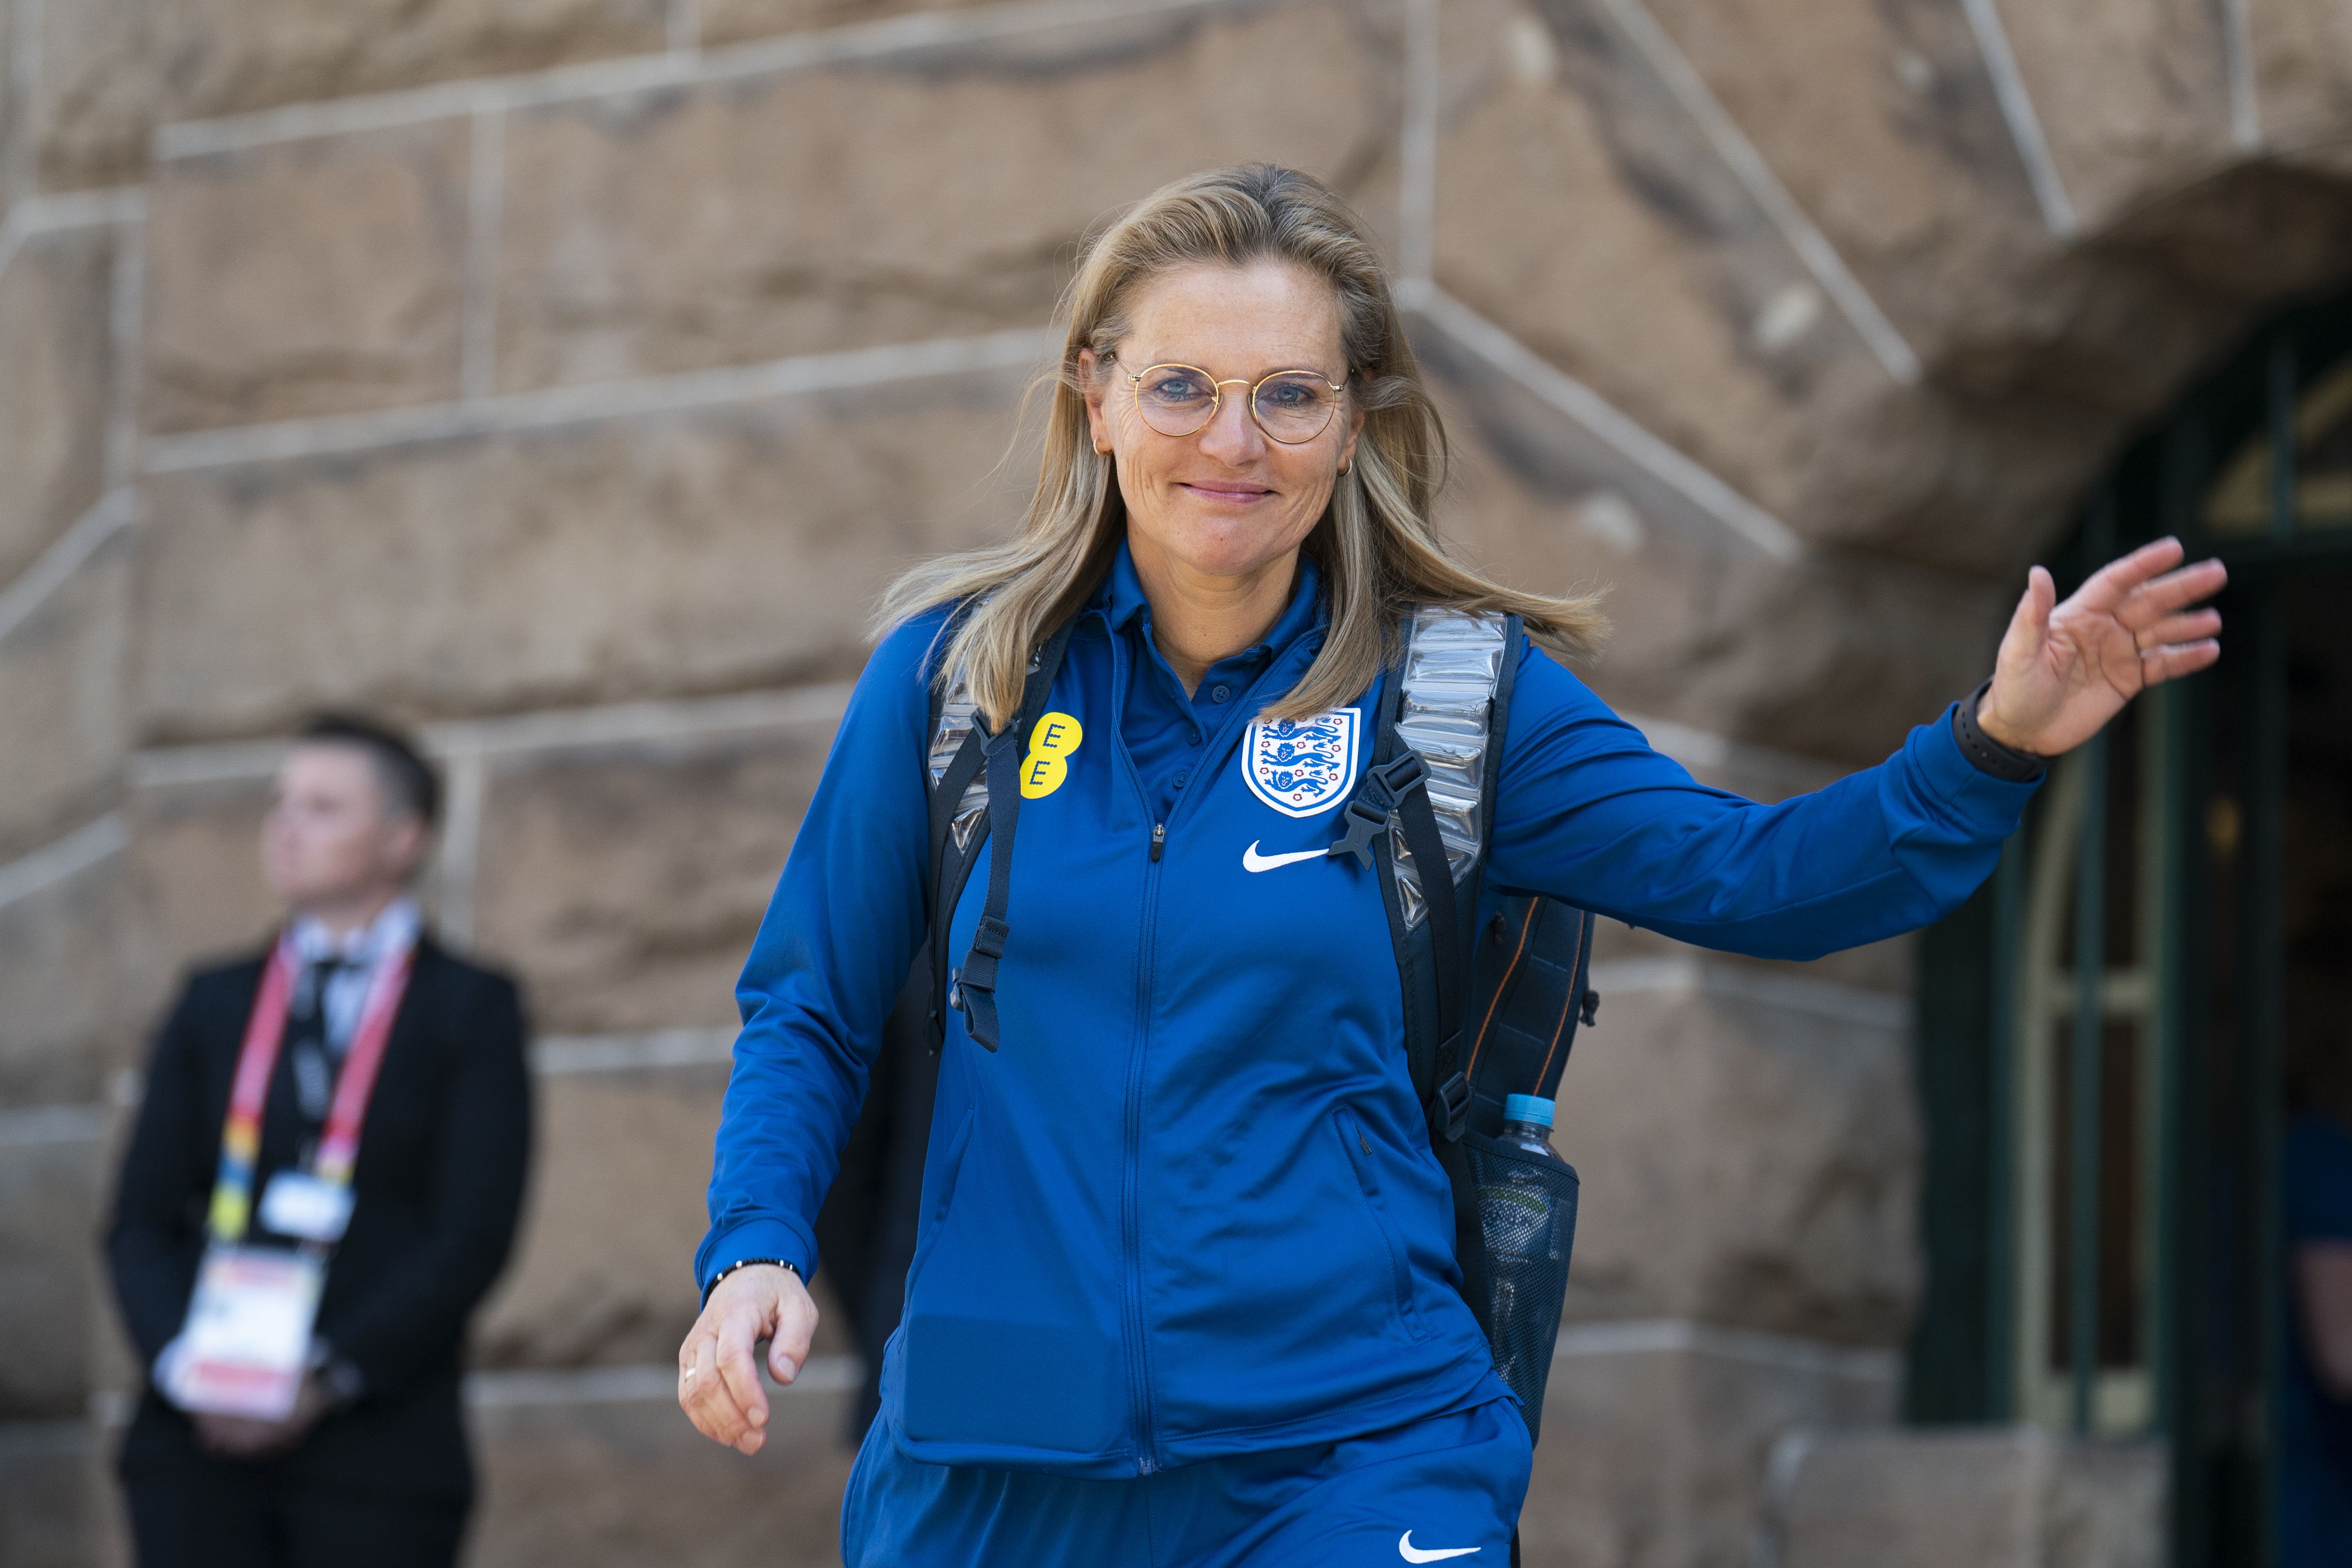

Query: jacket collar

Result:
[1089,537,1327,664]
[287,895,422,968]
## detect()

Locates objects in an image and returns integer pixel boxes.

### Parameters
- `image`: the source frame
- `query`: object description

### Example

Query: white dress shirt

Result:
[286,897,421,1054]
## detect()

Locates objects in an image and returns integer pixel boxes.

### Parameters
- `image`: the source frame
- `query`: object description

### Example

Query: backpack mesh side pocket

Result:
[1462,1129,1579,1441]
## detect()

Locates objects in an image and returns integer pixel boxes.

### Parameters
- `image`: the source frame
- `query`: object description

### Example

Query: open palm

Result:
[1979,536,2228,758]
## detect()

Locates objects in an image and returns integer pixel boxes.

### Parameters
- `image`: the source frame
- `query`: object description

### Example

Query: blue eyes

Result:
[1124,364,1342,444]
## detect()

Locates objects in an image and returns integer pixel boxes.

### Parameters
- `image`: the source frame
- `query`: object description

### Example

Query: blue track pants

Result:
[840,1395,1531,1567]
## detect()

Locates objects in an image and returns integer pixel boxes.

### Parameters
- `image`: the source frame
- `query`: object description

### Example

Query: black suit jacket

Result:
[106,935,533,1502]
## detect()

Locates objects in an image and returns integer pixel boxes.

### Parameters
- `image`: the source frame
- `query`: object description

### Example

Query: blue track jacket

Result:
[698,550,2039,1478]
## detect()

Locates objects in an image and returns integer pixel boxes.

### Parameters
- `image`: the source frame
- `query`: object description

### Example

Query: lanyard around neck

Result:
[205,937,415,1244]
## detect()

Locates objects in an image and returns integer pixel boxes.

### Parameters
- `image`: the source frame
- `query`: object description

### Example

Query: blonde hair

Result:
[874,162,1606,727]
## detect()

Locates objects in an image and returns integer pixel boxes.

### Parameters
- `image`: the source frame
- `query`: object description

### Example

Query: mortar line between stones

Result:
[2219,0,2260,153]
[535,1026,738,1072]
[0,186,145,283]
[1590,0,1921,385]
[141,327,1058,473]
[0,489,135,644]
[1959,0,2076,238]
[153,0,1236,159]
[0,1102,108,1149]
[0,812,126,910]
[1549,1318,1903,1382]
[104,215,145,491]
[128,683,858,789]
[1398,0,1437,289]
[461,108,506,403]
[434,756,487,946]
[1585,955,1910,1030]
[1412,286,1804,561]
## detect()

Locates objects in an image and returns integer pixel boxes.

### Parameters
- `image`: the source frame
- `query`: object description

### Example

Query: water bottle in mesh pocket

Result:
[1464,1127,1579,1442]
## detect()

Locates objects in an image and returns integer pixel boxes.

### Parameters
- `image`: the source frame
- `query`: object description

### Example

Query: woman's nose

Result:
[1197,384,1265,463]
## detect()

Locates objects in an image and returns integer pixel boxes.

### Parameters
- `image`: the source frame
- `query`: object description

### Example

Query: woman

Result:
[678,164,2224,1563]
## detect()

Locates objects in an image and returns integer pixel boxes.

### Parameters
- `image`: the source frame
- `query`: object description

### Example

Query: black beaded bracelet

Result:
[1952,677,2047,783]
[703,1257,798,1307]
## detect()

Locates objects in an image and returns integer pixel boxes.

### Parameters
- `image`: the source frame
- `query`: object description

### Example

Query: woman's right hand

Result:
[677,1262,819,1454]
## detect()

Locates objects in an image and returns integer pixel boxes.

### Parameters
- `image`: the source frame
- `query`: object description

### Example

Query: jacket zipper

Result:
[1124,816,1166,1472]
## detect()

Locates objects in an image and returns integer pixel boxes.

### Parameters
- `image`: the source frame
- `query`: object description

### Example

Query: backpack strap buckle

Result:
[1429,1070,1472,1144]
[1369,750,1429,799]
[1327,752,1430,868]
[1327,798,1388,868]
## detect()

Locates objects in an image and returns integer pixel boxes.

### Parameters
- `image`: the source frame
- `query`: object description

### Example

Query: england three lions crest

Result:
[1241,708,1362,818]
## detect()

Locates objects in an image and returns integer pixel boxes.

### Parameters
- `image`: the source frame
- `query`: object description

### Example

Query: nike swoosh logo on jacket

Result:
[1242,842,1326,872]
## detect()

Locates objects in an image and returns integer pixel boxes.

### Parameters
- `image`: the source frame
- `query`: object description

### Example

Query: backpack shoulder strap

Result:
[1388,607,1516,923]
[924,648,989,1048]
[1331,605,1512,1344]
[1335,606,1514,1139]
[936,617,1078,1052]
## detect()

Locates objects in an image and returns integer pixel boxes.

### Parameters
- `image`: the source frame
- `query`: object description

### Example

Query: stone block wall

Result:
[9,0,2352,1562]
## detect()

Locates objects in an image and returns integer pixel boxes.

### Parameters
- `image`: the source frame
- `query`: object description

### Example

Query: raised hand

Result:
[677,1263,819,1455]
[1977,537,2227,758]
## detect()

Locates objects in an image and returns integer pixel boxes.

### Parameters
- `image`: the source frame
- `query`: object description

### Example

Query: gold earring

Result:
[1338,460,1352,477]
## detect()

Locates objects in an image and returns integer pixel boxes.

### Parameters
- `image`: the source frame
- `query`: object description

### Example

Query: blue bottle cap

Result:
[1504,1094,1555,1129]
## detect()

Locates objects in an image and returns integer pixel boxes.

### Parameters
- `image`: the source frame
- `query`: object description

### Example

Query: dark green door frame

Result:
[1908,293,2352,1568]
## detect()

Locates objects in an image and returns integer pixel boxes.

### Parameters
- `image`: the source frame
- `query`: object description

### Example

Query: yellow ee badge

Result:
[1020,712,1083,798]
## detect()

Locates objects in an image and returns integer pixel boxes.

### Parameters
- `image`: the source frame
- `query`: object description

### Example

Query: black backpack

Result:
[908,604,1600,1445]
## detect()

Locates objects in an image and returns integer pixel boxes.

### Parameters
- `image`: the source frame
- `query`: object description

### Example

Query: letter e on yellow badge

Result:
[1021,712,1083,799]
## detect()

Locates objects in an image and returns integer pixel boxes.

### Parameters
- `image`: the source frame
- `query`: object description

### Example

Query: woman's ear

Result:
[1078,349,1113,455]
[1336,402,1365,476]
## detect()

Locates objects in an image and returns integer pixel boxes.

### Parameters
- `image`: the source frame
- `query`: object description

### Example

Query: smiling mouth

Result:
[1180,482,1275,501]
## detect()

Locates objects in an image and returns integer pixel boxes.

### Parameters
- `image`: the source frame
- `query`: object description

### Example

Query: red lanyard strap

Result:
[312,949,411,1186]
[204,937,413,1243]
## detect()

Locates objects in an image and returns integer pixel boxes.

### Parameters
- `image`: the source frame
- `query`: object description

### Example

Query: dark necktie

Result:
[288,958,351,1126]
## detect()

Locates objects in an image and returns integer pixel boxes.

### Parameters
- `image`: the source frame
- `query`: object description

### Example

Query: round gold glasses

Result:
[1123,362,1346,445]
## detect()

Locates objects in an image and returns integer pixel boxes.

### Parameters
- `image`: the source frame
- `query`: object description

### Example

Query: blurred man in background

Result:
[105,714,533,1568]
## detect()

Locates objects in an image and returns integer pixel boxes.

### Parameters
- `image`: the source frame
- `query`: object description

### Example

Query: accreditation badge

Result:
[168,1243,324,1419]
[256,1170,355,1243]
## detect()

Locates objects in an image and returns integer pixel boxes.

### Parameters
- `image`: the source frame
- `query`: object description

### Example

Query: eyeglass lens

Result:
[1131,365,1338,444]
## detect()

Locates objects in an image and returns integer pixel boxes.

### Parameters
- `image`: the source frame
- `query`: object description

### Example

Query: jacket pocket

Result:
[895,1102,1127,1457]
[1335,1108,1426,1340]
